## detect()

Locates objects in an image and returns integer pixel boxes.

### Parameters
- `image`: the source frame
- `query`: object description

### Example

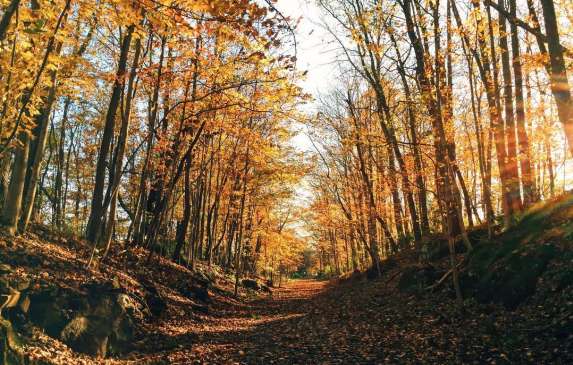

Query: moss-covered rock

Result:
[61,316,109,357]
[24,281,141,358]
[28,287,77,338]
[469,240,560,310]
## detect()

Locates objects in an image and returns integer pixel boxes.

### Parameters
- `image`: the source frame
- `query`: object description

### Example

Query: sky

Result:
[274,0,338,234]
[276,0,337,106]
[275,0,340,160]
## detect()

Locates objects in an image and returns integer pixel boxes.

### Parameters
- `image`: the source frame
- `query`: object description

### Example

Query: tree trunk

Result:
[498,1,523,214]
[539,0,573,156]
[174,157,192,261]
[452,0,513,226]
[19,61,61,232]
[0,0,20,42]
[387,145,405,241]
[54,98,71,229]
[100,37,142,258]
[86,24,134,243]
[402,0,471,254]
[0,132,29,235]
[509,0,536,207]
[0,153,11,211]
[387,30,430,236]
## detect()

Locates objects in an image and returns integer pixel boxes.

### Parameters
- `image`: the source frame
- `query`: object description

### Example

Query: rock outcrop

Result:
[2,276,142,359]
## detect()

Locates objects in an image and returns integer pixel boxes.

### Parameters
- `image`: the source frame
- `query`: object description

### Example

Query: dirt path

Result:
[130,278,491,364]
[7,227,571,364]
[213,280,333,364]
[127,276,572,365]
[200,279,340,365]
[131,279,355,364]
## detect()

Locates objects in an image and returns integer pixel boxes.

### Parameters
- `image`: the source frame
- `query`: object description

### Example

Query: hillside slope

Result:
[0,194,571,364]
[0,225,263,364]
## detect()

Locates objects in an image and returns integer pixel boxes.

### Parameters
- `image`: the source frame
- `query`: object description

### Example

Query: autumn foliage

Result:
[0,0,307,283]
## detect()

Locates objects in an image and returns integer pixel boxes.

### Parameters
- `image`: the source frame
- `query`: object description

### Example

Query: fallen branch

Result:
[384,270,402,287]
[426,261,466,291]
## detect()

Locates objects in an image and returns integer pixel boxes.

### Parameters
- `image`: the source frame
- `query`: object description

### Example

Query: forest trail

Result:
[136,276,482,365]
[134,264,572,365]
[138,280,339,364]
[1,223,571,364]
[212,280,331,363]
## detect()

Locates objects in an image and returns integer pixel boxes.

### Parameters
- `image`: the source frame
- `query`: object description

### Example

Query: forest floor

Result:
[1,228,572,365]
[2,193,573,364]
[143,275,572,365]
[1,227,572,365]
